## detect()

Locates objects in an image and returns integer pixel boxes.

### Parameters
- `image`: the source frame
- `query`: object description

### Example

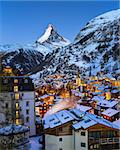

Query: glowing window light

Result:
[14,86,18,92]
[15,93,20,100]
[16,119,19,125]
[14,79,18,84]
[16,102,19,109]
[16,111,19,118]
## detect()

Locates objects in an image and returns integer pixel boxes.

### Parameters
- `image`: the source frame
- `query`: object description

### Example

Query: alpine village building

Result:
[43,109,120,150]
[0,66,36,136]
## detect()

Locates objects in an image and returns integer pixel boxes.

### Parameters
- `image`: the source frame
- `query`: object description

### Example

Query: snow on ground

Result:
[13,136,43,150]
[29,136,42,150]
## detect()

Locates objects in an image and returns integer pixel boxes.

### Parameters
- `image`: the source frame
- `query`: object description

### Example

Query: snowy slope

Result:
[2,48,44,74]
[31,9,120,84]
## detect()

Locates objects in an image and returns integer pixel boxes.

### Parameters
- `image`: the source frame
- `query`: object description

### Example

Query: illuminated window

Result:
[16,102,19,109]
[14,79,18,83]
[16,111,19,118]
[14,86,18,92]
[16,119,19,125]
[15,93,20,100]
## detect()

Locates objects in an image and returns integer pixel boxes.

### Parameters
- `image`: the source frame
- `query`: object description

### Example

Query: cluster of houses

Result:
[35,73,120,150]
[0,67,119,149]
[35,73,119,122]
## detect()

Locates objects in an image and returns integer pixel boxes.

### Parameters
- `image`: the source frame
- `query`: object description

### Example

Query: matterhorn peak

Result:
[37,24,55,43]
[37,24,70,46]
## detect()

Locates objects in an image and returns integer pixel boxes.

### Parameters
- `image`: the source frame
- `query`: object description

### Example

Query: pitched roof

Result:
[101,108,119,117]
[43,109,119,130]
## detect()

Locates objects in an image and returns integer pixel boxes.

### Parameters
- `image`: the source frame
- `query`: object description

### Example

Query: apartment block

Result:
[0,76,36,136]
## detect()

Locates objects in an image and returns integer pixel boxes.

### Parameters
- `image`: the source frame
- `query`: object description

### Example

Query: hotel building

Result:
[0,76,36,136]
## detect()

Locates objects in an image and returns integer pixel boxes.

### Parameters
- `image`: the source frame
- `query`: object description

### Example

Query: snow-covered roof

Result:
[112,89,119,93]
[97,100,118,108]
[39,94,50,99]
[43,109,119,131]
[73,118,97,130]
[35,101,43,106]
[73,110,120,130]
[102,108,119,117]
[85,113,119,130]
[92,96,105,101]
[43,110,75,129]
[0,124,29,136]
[77,105,92,112]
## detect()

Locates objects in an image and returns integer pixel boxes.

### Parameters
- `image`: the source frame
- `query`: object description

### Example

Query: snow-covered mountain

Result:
[36,24,70,47]
[31,9,120,84]
[0,24,70,74]
[2,48,44,74]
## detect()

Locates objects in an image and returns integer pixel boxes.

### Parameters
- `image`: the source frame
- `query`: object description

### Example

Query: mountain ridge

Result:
[0,24,70,74]
[31,9,120,86]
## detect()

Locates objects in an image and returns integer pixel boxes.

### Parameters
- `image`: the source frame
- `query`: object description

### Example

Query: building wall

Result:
[0,91,36,136]
[0,131,29,148]
[45,134,73,150]
[57,135,73,150]
[74,130,88,150]
[0,92,13,127]
[45,134,58,150]
[19,91,36,136]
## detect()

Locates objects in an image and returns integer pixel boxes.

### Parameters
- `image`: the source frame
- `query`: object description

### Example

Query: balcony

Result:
[89,137,119,145]
[100,137,119,144]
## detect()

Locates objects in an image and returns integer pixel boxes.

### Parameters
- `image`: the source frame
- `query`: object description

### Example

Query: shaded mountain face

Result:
[31,9,120,84]
[0,24,70,74]
[2,49,44,74]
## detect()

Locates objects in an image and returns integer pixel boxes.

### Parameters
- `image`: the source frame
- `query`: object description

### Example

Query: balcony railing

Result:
[89,137,119,145]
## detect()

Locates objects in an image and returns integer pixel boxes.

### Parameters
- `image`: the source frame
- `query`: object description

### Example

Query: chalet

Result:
[43,109,119,150]
[101,108,119,122]
[77,105,94,114]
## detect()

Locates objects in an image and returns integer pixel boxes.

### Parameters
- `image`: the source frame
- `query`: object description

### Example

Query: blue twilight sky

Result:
[0,1,119,44]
